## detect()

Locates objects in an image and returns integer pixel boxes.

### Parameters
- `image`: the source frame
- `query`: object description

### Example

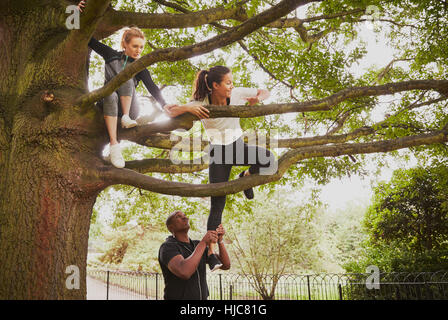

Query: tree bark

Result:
[0,96,106,298]
[0,166,98,299]
[0,88,107,300]
[0,4,107,299]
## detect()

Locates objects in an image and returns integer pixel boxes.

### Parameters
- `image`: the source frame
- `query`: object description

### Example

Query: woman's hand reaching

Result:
[244,96,260,106]
[77,0,86,12]
[187,104,210,119]
[163,104,209,119]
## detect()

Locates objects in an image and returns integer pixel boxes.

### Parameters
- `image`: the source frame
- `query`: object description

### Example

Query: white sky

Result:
[318,23,412,211]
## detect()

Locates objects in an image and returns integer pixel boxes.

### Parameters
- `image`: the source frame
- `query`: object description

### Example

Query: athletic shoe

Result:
[136,114,154,126]
[121,114,137,128]
[109,144,125,168]
[239,171,254,199]
[208,254,223,272]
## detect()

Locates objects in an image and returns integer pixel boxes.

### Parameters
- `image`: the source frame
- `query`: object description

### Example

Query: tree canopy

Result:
[71,0,448,199]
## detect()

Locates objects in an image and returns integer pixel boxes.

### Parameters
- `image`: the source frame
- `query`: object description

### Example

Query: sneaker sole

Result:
[121,123,137,129]
[211,264,223,272]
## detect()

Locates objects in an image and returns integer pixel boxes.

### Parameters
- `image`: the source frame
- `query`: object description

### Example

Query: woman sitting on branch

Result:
[78,1,209,168]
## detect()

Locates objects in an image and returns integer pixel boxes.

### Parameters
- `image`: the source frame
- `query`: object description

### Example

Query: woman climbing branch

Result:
[165,66,277,246]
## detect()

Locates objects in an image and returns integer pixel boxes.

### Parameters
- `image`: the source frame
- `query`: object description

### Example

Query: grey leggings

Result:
[103,78,140,119]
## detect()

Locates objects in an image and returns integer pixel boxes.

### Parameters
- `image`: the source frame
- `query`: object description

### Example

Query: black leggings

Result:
[207,138,276,230]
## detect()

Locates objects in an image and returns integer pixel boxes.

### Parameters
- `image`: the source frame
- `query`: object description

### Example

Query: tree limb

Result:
[97,5,248,38]
[137,125,377,153]
[117,79,448,146]
[125,157,208,174]
[101,127,448,196]
[65,0,111,48]
[75,0,317,107]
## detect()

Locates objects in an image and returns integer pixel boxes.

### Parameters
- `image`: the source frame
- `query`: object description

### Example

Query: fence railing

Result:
[86,269,448,300]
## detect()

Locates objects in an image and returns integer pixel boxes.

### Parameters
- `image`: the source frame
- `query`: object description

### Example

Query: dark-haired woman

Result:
[165,66,277,236]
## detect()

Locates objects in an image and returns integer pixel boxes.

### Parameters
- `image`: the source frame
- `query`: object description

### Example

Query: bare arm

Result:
[164,104,209,119]
[245,89,270,106]
[167,231,217,280]
[217,243,231,270]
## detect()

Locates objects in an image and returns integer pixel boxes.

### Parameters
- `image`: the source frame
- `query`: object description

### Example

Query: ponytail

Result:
[192,66,231,101]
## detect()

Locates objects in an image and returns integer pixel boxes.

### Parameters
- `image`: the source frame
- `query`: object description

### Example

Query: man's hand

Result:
[202,230,218,245]
[216,224,226,243]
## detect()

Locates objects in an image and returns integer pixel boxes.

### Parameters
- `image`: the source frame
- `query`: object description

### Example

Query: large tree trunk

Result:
[0,169,98,299]
[0,91,106,300]
[0,3,107,299]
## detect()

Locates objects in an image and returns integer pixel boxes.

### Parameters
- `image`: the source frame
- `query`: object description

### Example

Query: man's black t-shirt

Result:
[158,236,215,300]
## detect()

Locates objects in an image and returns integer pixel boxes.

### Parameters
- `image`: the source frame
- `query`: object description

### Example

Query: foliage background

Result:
[87,0,448,275]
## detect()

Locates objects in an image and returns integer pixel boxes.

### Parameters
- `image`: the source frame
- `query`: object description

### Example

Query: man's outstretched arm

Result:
[167,231,218,280]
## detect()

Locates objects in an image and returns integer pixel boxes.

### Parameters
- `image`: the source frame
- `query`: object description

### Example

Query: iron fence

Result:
[86,269,448,300]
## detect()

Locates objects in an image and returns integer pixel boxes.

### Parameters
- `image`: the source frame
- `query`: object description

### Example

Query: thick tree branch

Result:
[278,128,448,174]
[125,157,208,174]
[96,5,248,38]
[117,79,448,146]
[101,127,448,196]
[76,0,316,106]
[137,117,427,158]
[65,0,111,48]
[200,80,448,118]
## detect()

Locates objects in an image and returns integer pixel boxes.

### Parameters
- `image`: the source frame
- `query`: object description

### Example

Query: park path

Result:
[86,276,151,300]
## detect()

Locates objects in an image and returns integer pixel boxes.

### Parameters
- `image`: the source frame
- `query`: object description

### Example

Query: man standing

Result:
[158,210,231,300]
